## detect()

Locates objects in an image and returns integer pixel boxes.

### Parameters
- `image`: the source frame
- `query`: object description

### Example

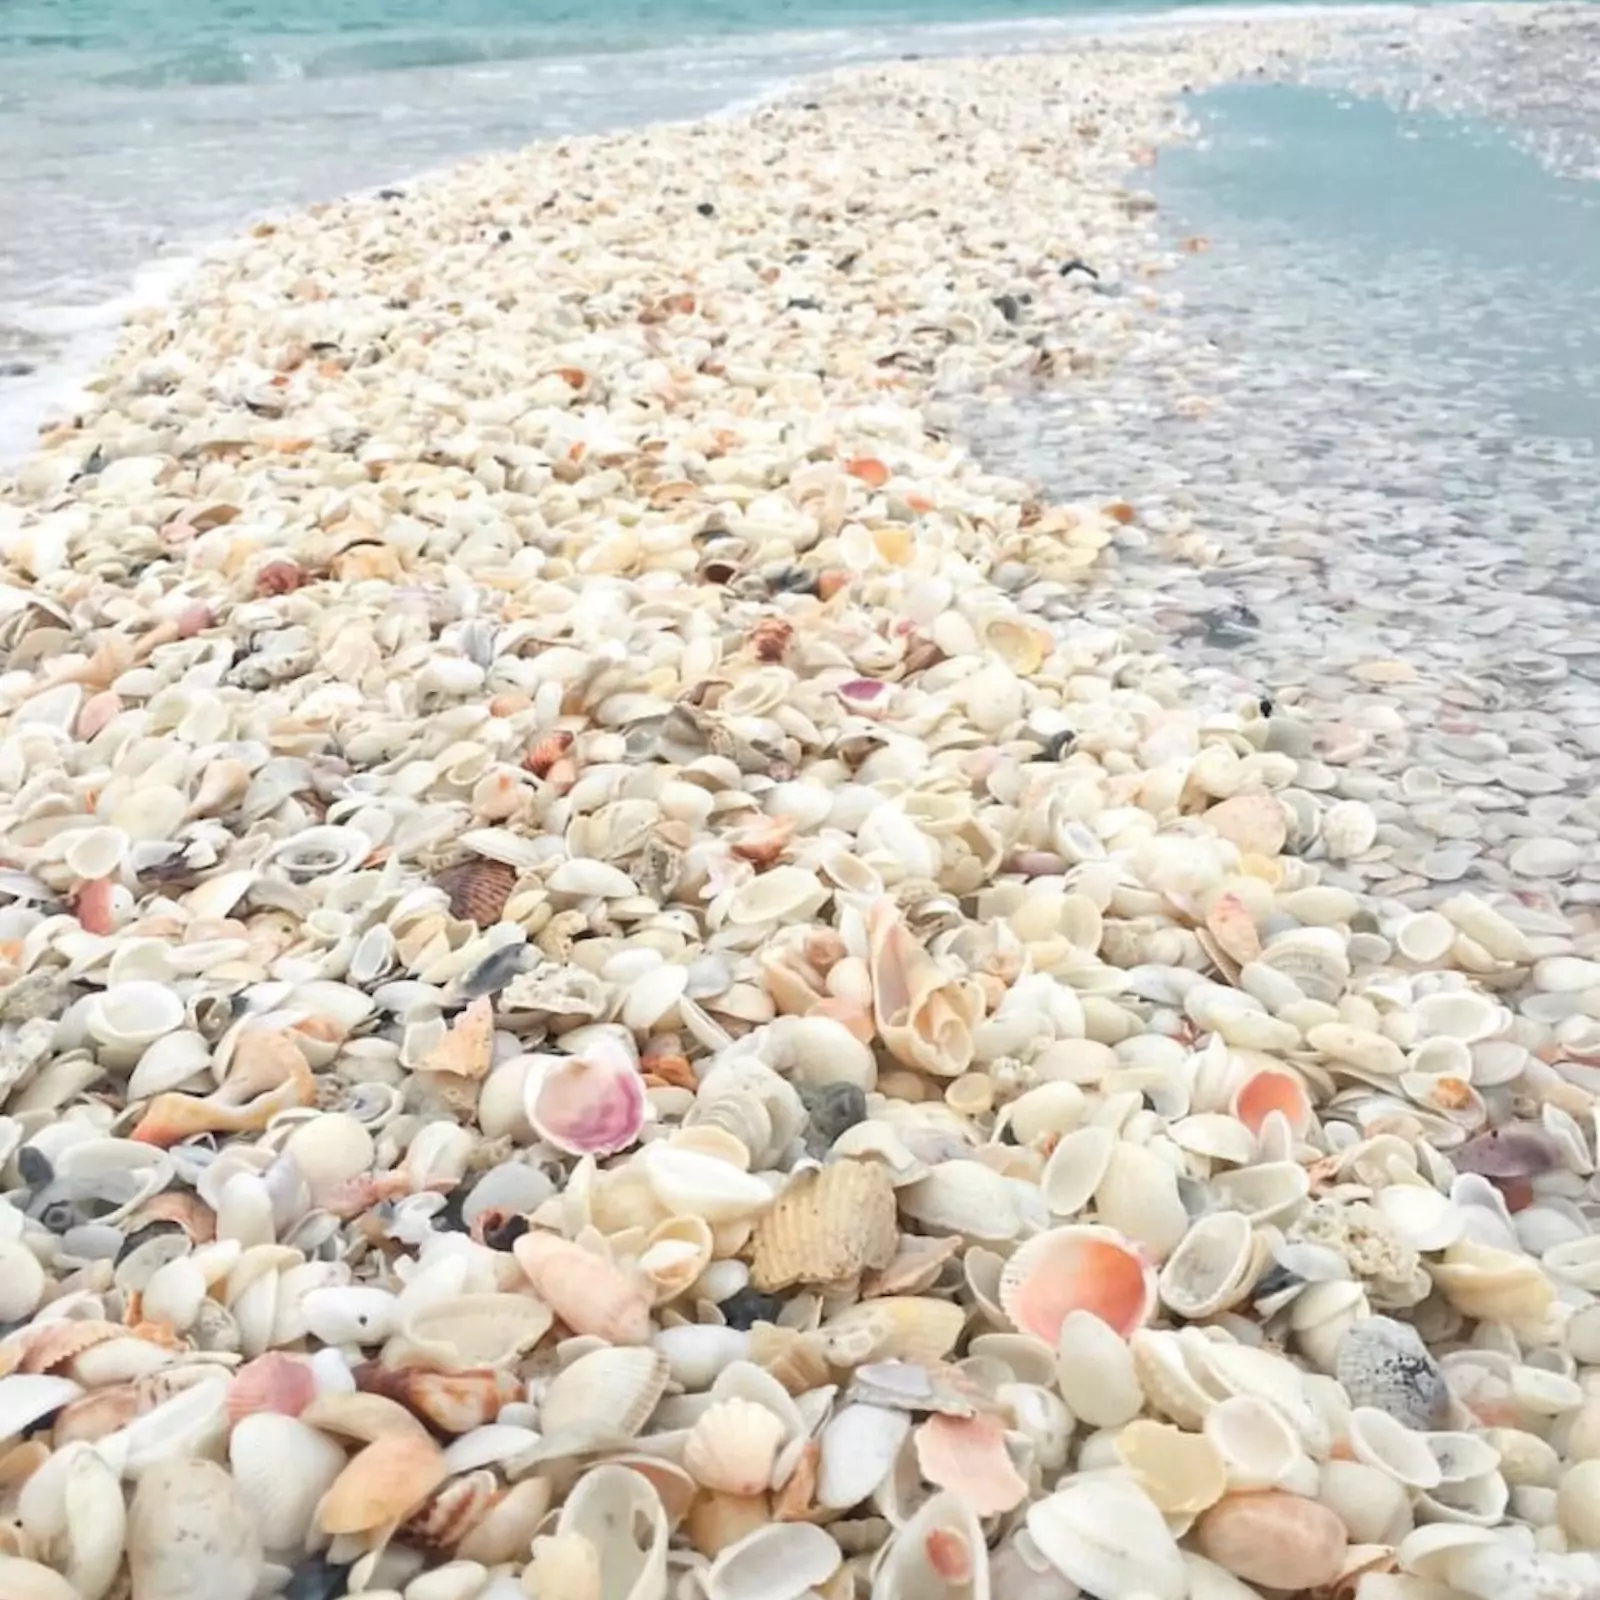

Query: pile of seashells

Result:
[2,17,1600,1600]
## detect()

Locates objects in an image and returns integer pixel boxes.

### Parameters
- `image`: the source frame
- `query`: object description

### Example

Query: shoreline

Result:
[4,10,1600,1600]
[0,0,1489,465]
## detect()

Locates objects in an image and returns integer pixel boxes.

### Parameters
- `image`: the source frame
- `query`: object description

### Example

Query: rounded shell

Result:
[1000,1225,1156,1343]
[1193,1491,1348,1591]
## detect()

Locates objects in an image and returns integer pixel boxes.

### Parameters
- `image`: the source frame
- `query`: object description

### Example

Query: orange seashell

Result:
[125,1191,217,1243]
[74,876,116,935]
[748,617,794,664]
[772,1439,820,1521]
[488,691,532,717]
[76,690,122,741]
[524,729,575,779]
[435,859,517,928]
[353,1364,520,1435]
[816,569,849,601]
[925,1526,976,1585]
[399,1469,500,1553]
[513,1232,651,1345]
[912,1413,1029,1516]
[18,1320,124,1375]
[1193,1491,1348,1591]
[844,457,890,489]
[318,1434,448,1536]
[688,1492,771,1557]
[227,1352,316,1424]
[810,995,875,1045]
[1205,792,1289,857]
[1232,1068,1313,1137]
[999,1225,1156,1343]
[1103,500,1137,524]
[729,814,795,868]
[417,996,495,1080]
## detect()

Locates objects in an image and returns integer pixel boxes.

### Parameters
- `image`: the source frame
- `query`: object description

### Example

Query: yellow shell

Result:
[749,1161,898,1292]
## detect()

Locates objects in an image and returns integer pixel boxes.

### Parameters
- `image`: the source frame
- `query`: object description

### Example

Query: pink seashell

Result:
[913,1413,1029,1516]
[999,1224,1156,1343]
[226,1351,317,1424]
[524,1037,647,1157]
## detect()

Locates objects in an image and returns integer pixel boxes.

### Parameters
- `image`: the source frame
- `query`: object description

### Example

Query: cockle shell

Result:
[229,1413,347,1551]
[318,1433,448,1535]
[538,1346,670,1443]
[683,1398,789,1494]
[1000,1225,1156,1342]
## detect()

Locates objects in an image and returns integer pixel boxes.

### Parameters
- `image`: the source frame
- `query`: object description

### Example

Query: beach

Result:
[3,8,1600,1600]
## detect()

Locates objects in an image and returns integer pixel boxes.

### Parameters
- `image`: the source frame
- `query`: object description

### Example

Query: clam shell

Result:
[913,1412,1029,1517]
[816,1404,911,1510]
[514,1233,651,1345]
[1193,1491,1348,1591]
[874,1490,990,1600]
[539,1346,670,1442]
[1054,1308,1143,1428]
[900,1161,1025,1241]
[1116,1419,1229,1516]
[229,1413,347,1551]
[1203,1395,1307,1491]
[819,1297,966,1367]
[318,1434,447,1535]
[127,1458,263,1600]
[640,1144,774,1223]
[706,1523,842,1600]
[1159,1212,1261,1321]
[749,1160,898,1292]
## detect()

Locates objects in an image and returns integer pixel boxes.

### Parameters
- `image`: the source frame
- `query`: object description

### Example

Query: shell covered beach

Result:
[5,10,1600,1600]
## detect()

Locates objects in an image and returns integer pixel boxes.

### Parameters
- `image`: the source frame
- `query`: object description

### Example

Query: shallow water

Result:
[963,70,1600,916]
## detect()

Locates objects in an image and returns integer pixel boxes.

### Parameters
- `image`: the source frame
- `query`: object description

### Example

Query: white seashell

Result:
[0,1240,46,1322]
[725,866,828,926]
[1376,1183,1464,1253]
[642,1144,774,1222]
[1412,991,1507,1044]
[1159,1212,1259,1321]
[442,1423,542,1474]
[0,1374,84,1442]
[1393,912,1455,965]
[127,1457,262,1600]
[706,1522,841,1600]
[652,1325,750,1392]
[1317,1459,1413,1545]
[62,825,130,881]
[142,1255,208,1331]
[816,1404,911,1509]
[900,1161,1024,1241]
[84,980,185,1049]
[301,1286,400,1345]
[1054,1309,1143,1429]
[125,1029,213,1098]
[683,1397,788,1494]
[229,1413,346,1551]
[539,1346,669,1442]
[1039,1125,1115,1218]
[1349,1407,1443,1489]
[874,1490,990,1600]
[552,1466,667,1600]
[1321,800,1378,860]
[1093,1140,1189,1259]
[1027,1476,1186,1600]
[1204,1394,1306,1490]
[549,858,638,898]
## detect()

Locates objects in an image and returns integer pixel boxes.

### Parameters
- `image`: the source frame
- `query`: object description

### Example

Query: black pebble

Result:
[286,1558,355,1600]
[432,1189,469,1234]
[992,293,1023,324]
[801,101,820,111]
[720,1286,785,1330]
[497,228,513,243]
[1034,728,1076,762]
[785,297,824,312]
[376,188,405,201]
[801,1082,867,1147]
[0,360,34,378]
[1258,695,1275,717]
[483,1213,530,1252]
[696,202,716,217]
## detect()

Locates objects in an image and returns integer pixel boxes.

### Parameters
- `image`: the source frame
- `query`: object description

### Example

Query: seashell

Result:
[1203,1394,1306,1490]
[1054,1307,1144,1428]
[318,1434,448,1535]
[400,1470,503,1559]
[553,1465,668,1600]
[819,1297,966,1367]
[302,1285,400,1346]
[726,866,829,926]
[514,1233,651,1345]
[456,1475,551,1565]
[0,1375,84,1442]
[355,1364,521,1435]
[229,1412,347,1551]
[85,980,186,1051]
[1000,1225,1156,1343]
[0,1559,81,1600]
[874,1490,990,1600]
[1348,1406,1444,1489]
[1317,1459,1413,1545]
[683,1397,789,1495]
[1193,1491,1348,1591]
[1027,1476,1187,1600]
[1557,1460,1600,1548]
[418,996,495,1081]
[817,1404,911,1510]
[1159,1212,1261,1321]
[1375,1184,1465,1254]
[299,1391,433,1445]
[1430,1240,1556,1334]
[706,1523,842,1600]
[749,1160,898,1292]
[227,1352,317,1423]
[539,1346,670,1443]
[1116,1419,1229,1516]
[641,1143,774,1223]
[1336,1317,1452,1431]
[913,1412,1029,1517]
[900,1161,1024,1242]
[1321,800,1378,860]
[127,1458,263,1600]
[1093,1140,1189,1259]
[436,859,518,928]
[523,1532,602,1600]
[1231,1067,1313,1136]
[1038,1124,1114,1217]
[524,1038,648,1157]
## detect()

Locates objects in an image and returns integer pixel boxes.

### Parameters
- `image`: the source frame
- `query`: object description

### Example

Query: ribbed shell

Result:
[435,859,517,927]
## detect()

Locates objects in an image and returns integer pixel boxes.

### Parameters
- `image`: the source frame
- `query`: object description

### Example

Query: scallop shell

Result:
[226,1352,317,1423]
[749,1160,899,1292]
[1193,1491,1348,1591]
[683,1397,788,1495]
[1205,793,1288,856]
[436,860,518,928]
[1000,1225,1156,1343]
[1231,1068,1313,1136]
[1026,1477,1187,1600]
